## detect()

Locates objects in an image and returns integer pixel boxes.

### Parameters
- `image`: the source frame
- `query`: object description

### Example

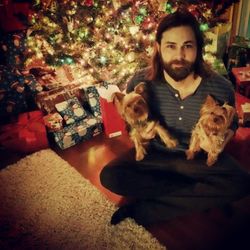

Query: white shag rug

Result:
[0,149,165,250]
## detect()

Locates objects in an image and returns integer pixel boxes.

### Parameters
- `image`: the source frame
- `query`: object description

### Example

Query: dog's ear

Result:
[223,104,236,124]
[200,95,217,115]
[204,95,217,107]
[112,92,125,103]
[134,82,146,94]
[134,82,148,100]
[112,92,125,115]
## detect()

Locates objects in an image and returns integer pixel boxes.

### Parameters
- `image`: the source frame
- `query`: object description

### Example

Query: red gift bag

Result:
[97,84,127,138]
[0,110,49,153]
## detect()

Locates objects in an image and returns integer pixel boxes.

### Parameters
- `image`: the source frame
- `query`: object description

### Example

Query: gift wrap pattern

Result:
[1,31,27,68]
[52,115,102,149]
[43,112,63,132]
[0,66,27,116]
[84,86,102,118]
[55,97,87,125]
[0,66,43,117]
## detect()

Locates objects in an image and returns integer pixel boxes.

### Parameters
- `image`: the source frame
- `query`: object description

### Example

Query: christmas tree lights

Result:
[25,0,239,86]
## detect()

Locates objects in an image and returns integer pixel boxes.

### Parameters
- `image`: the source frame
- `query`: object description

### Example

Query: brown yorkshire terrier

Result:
[112,82,178,161]
[186,95,236,166]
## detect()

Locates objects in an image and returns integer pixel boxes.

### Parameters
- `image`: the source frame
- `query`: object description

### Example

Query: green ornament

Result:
[79,28,89,39]
[200,23,209,32]
[135,15,144,24]
[30,16,36,25]
[165,3,171,8]
[48,37,55,44]
[65,57,74,64]
[165,3,173,12]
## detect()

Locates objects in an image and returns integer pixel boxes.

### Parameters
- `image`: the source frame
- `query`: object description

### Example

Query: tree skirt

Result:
[0,149,165,250]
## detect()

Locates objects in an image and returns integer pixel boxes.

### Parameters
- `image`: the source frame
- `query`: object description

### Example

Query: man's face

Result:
[159,25,197,81]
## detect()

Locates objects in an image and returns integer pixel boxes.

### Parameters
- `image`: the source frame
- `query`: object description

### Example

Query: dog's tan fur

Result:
[113,82,178,161]
[186,95,235,166]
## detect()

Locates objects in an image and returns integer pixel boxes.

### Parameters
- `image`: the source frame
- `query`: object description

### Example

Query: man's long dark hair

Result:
[146,9,213,81]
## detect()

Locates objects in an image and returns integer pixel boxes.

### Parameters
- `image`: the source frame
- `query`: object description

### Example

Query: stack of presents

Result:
[0,34,125,152]
[0,7,126,153]
[0,35,126,152]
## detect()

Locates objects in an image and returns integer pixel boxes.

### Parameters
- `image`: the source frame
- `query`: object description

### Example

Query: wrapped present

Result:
[1,31,27,68]
[84,85,101,117]
[0,65,42,119]
[54,65,74,85]
[0,110,49,153]
[241,102,250,126]
[28,66,61,90]
[0,67,28,117]
[52,115,102,149]
[43,112,63,132]
[55,96,88,125]
[232,66,250,98]
[227,37,250,71]
[35,83,85,113]
[97,83,126,138]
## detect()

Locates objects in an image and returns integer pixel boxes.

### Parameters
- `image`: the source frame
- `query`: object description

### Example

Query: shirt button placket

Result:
[178,104,184,122]
[174,92,183,123]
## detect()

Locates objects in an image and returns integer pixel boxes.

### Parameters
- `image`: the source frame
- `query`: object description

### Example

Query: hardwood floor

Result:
[1,133,250,250]
[53,133,133,205]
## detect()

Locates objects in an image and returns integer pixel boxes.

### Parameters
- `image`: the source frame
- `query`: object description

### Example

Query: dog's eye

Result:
[137,99,144,105]
[222,107,227,113]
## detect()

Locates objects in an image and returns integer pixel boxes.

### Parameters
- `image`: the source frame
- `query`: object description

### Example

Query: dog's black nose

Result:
[134,107,139,113]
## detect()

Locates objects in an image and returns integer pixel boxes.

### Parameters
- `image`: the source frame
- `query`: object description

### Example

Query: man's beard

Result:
[160,56,195,82]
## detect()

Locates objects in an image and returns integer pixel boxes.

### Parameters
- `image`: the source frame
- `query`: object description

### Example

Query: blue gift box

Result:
[0,66,27,117]
[55,96,88,125]
[84,86,102,118]
[0,65,43,119]
[1,31,27,68]
[52,114,102,149]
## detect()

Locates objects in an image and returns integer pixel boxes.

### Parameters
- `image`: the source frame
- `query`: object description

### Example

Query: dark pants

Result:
[100,147,250,226]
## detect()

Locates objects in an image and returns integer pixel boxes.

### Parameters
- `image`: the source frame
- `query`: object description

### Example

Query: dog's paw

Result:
[185,150,195,160]
[167,138,178,148]
[136,147,146,161]
[136,153,145,161]
[206,156,217,167]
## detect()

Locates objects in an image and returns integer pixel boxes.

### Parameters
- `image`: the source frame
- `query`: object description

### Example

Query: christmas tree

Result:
[25,0,239,87]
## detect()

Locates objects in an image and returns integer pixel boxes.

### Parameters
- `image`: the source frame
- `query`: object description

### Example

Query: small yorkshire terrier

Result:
[186,95,236,166]
[112,82,178,161]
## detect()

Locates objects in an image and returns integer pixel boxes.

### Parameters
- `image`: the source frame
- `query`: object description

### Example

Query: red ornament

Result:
[84,0,94,7]
[141,16,156,31]
[188,4,201,19]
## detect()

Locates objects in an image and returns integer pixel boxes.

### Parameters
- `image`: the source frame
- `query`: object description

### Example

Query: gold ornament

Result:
[126,51,136,63]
